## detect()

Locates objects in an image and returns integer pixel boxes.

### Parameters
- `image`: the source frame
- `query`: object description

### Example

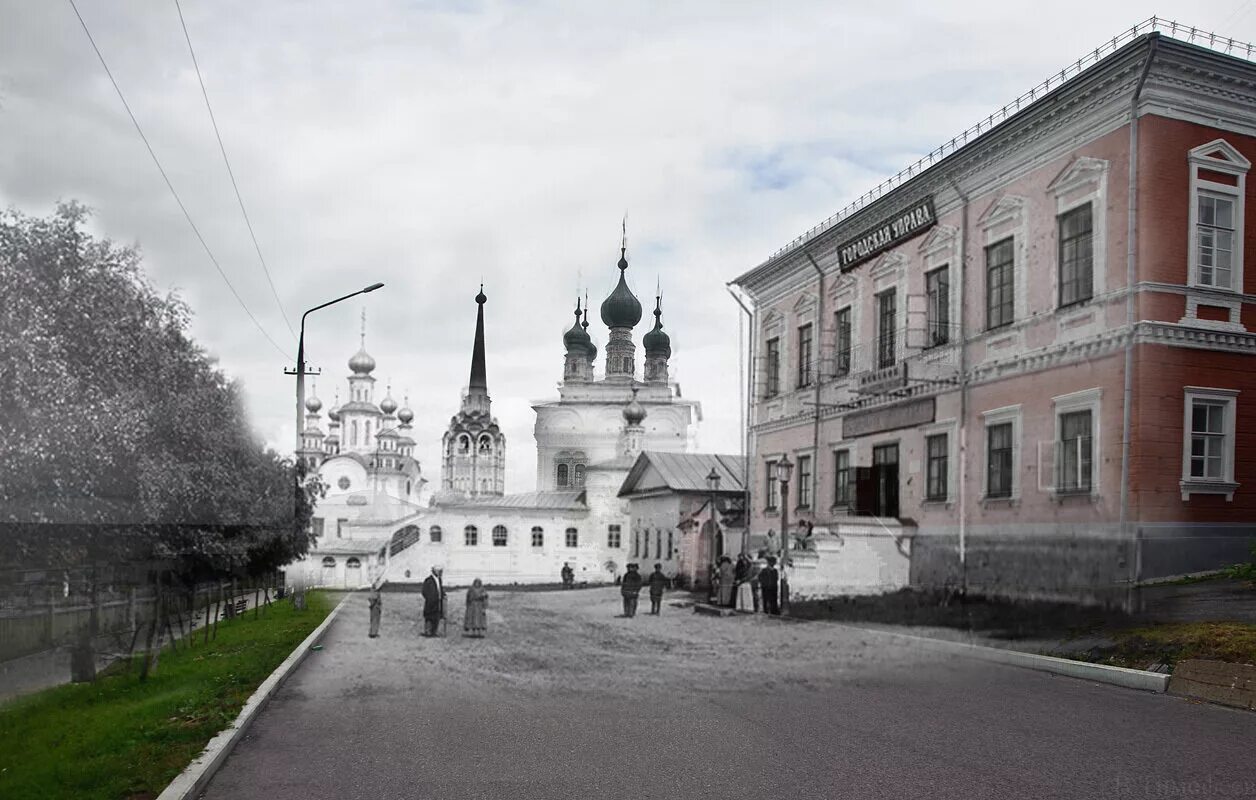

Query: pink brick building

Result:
[731,26,1256,604]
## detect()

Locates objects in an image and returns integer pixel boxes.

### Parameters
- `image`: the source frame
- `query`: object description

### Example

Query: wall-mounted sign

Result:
[842,397,935,439]
[837,197,937,271]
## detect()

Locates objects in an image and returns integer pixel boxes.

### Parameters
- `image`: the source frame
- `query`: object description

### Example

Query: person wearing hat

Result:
[619,563,644,618]
[646,563,668,615]
[463,578,489,638]
[758,556,781,616]
[367,578,385,638]
[421,565,446,637]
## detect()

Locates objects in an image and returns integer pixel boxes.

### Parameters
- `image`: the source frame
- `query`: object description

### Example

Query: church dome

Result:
[380,391,398,415]
[348,346,376,374]
[643,297,671,357]
[622,388,647,426]
[327,406,341,423]
[564,300,593,354]
[600,248,642,329]
[397,406,414,424]
[305,394,323,413]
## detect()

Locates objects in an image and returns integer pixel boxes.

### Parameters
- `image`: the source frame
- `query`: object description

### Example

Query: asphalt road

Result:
[200,588,1256,800]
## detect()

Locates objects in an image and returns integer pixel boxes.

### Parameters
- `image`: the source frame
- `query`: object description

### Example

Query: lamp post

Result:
[774,455,794,614]
[706,467,722,564]
[285,283,384,607]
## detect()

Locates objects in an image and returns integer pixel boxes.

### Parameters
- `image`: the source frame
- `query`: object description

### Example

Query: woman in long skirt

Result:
[464,578,489,638]
[717,556,736,607]
[367,579,383,638]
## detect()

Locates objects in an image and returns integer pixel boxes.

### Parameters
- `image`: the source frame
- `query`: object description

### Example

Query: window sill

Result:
[1050,489,1098,504]
[921,498,952,509]
[1180,480,1239,501]
[981,496,1019,508]
[1186,281,1240,296]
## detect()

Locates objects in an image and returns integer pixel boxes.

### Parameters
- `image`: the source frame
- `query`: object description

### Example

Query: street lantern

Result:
[775,454,794,614]
[706,467,721,492]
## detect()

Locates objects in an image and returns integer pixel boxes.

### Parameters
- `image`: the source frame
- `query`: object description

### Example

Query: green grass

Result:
[0,591,334,800]
[1064,621,1256,671]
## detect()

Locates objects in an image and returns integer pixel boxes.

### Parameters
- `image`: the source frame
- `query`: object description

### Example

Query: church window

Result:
[406,480,411,495]
[312,518,324,538]
[365,421,372,441]
[351,421,358,446]
[655,531,662,560]
[492,525,508,547]
[631,530,639,557]
[479,436,492,454]
[667,531,674,560]
[430,525,442,543]
[338,476,351,491]
[531,527,544,547]
[347,557,361,569]
[574,464,586,487]
[464,525,479,546]
[622,356,633,373]
[556,463,569,487]
[607,525,621,549]
[459,435,471,454]
[565,527,579,548]
[322,556,336,567]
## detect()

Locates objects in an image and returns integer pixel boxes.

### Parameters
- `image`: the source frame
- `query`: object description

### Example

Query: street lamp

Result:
[774,455,794,614]
[285,283,384,607]
[290,283,385,458]
[706,467,721,565]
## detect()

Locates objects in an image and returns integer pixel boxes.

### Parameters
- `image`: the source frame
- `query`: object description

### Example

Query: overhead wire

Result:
[66,0,292,361]
[172,0,298,342]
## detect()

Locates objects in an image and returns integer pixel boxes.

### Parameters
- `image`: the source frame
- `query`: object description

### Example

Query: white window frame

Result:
[981,405,1022,500]
[831,447,853,509]
[1048,157,1109,309]
[921,420,958,504]
[1181,387,1240,501]
[978,196,1028,328]
[1050,388,1101,497]
[1188,140,1249,293]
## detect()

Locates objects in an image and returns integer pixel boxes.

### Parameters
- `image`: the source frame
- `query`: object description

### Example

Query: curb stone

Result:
[156,592,352,800]
[826,621,1171,693]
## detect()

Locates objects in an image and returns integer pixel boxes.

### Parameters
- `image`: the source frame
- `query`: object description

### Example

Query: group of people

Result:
[710,552,781,615]
[365,566,490,640]
[617,562,669,617]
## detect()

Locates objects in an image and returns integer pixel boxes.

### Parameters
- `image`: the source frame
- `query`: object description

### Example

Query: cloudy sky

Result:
[2,1,1252,493]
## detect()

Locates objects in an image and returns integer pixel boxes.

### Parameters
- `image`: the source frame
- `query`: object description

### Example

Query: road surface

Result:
[200,587,1256,799]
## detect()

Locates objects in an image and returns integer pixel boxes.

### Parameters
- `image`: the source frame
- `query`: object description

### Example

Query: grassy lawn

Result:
[1064,621,1256,671]
[0,591,334,800]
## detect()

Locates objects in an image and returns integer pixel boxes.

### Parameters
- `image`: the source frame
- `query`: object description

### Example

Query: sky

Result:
[3,1,1255,494]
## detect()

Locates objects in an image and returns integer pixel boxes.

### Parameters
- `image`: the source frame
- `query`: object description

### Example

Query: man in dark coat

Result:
[646,563,668,615]
[758,556,780,616]
[620,563,644,618]
[420,566,445,637]
[561,562,574,589]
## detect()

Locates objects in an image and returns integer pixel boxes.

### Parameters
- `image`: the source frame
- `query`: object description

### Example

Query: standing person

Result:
[620,563,643,618]
[718,556,736,608]
[735,555,753,612]
[759,556,780,616]
[367,579,384,638]
[749,555,765,613]
[420,565,445,637]
[646,563,668,615]
[561,562,574,589]
[708,562,720,604]
[764,529,780,560]
[464,578,489,638]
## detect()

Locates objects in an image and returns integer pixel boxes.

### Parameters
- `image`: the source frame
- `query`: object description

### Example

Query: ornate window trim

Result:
[1187,139,1249,293]
[1181,386,1240,501]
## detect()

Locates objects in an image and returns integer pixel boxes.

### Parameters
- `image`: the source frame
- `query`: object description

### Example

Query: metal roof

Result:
[311,537,390,555]
[618,452,746,497]
[443,491,588,512]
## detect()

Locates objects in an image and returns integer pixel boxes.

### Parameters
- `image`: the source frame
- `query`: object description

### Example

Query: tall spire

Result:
[360,308,366,346]
[469,284,488,393]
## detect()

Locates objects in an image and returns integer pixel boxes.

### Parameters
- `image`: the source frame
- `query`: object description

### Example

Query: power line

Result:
[66,0,292,361]
[173,0,298,342]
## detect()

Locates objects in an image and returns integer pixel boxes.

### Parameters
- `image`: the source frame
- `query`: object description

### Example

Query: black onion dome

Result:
[643,296,671,357]
[600,248,642,329]
[563,299,593,353]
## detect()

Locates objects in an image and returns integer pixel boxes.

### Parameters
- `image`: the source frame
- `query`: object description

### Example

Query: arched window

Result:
[479,436,492,454]
[565,527,578,548]
[322,556,336,567]
[458,435,470,454]
[492,525,508,547]
[573,464,586,487]
[406,480,412,495]
[365,421,372,442]
[623,356,632,373]
[464,525,479,546]
[351,421,359,446]
[430,525,443,543]
[556,463,569,487]
[531,526,544,547]
[346,557,361,568]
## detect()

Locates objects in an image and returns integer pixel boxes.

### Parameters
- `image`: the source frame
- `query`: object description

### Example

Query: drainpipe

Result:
[727,285,755,554]
[946,175,970,595]
[802,248,826,529]
[1123,36,1158,608]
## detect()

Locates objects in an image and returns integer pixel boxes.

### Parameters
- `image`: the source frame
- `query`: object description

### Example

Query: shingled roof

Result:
[617,452,746,498]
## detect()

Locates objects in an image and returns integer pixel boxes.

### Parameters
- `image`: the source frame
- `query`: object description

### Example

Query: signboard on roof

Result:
[836,196,937,270]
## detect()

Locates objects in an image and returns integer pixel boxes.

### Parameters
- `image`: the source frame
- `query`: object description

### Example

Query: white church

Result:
[295,241,703,589]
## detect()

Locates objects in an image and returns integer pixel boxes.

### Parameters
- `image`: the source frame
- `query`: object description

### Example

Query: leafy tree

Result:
[0,202,320,578]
